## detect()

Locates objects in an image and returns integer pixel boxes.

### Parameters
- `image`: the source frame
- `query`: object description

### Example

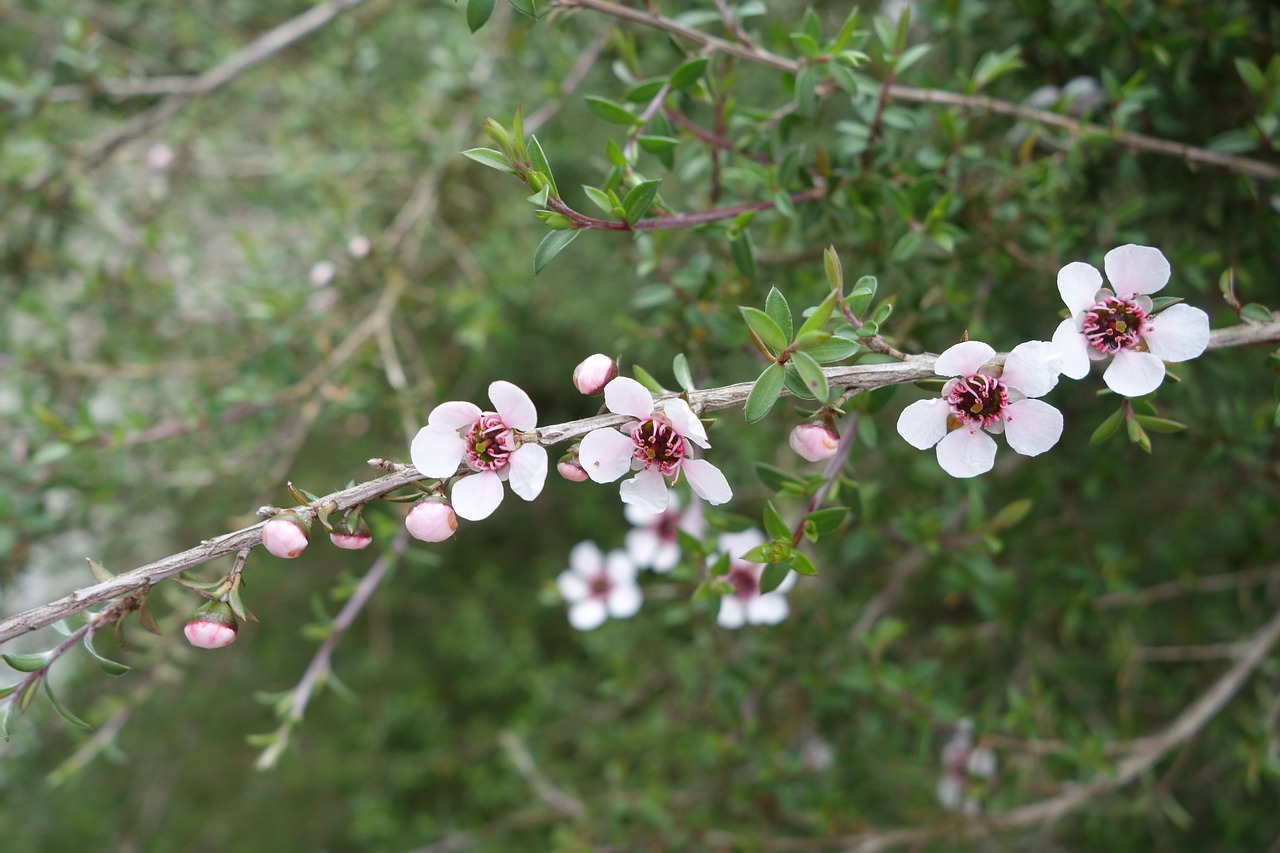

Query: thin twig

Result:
[499,731,585,819]
[1094,563,1280,610]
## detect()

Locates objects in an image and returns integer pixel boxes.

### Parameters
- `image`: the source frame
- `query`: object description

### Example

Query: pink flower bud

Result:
[405,499,457,542]
[263,513,310,558]
[183,600,238,649]
[330,530,373,550]
[347,234,371,258]
[572,353,618,396]
[789,422,840,462]
[557,451,589,482]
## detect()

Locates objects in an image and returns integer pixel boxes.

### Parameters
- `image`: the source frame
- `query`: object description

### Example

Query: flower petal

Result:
[717,598,747,629]
[1057,261,1104,316]
[662,398,709,448]
[681,458,733,506]
[507,444,548,501]
[1002,398,1063,457]
[747,592,790,625]
[1103,349,1166,397]
[1001,340,1061,398]
[578,427,637,483]
[1051,318,1093,380]
[603,376,655,420]
[1144,304,1210,363]
[569,541,603,576]
[625,528,661,568]
[718,529,766,559]
[488,380,537,430]
[410,425,468,477]
[556,569,588,603]
[896,398,951,450]
[450,471,505,521]
[428,400,483,429]
[935,340,996,377]
[935,427,997,478]
[1104,244,1170,299]
[619,468,670,512]
[607,572,642,619]
[604,550,638,584]
[568,599,607,631]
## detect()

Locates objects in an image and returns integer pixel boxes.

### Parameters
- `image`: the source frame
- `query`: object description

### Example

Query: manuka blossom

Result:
[405,499,458,542]
[262,512,310,559]
[183,601,238,650]
[789,421,840,462]
[715,529,797,629]
[556,542,642,631]
[624,494,705,574]
[896,340,1063,479]
[578,377,732,513]
[1052,244,1210,397]
[410,381,548,521]
[936,719,997,815]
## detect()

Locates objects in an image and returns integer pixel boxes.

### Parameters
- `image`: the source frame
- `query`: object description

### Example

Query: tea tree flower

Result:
[578,377,732,513]
[572,353,618,396]
[715,530,797,629]
[937,719,997,815]
[789,421,840,462]
[405,498,458,542]
[262,512,310,558]
[410,381,548,521]
[896,340,1063,478]
[624,494,704,573]
[184,601,238,649]
[1052,244,1210,397]
[556,542,642,631]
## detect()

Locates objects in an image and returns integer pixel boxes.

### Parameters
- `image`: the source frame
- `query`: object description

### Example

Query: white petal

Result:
[1051,318,1093,380]
[937,775,964,811]
[604,550,638,584]
[1057,261,1104,316]
[662,398,709,448]
[410,425,468,477]
[650,542,680,573]
[1002,398,1063,457]
[1103,349,1166,397]
[896,398,950,450]
[507,444,548,501]
[718,529,766,559]
[717,598,746,629]
[607,580,642,619]
[1104,244,1170,298]
[776,569,799,594]
[578,428,637,483]
[681,458,732,506]
[450,471,505,521]
[746,592,790,625]
[935,427,997,478]
[619,469,670,513]
[1001,341,1061,398]
[935,340,996,377]
[427,400,483,429]
[1144,304,1210,363]
[568,599,607,631]
[569,541,604,576]
[488,380,537,430]
[624,502,660,526]
[625,528,661,567]
[556,569,588,603]
[603,376,655,420]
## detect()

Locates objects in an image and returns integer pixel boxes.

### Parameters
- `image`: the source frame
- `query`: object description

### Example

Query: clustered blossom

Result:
[183,600,238,650]
[410,381,548,521]
[896,340,1063,478]
[624,494,704,573]
[578,377,732,513]
[556,542,642,630]
[936,719,997,815]
[714,529,797,629]
[262,512,310,559]
[1052,244,1209,397]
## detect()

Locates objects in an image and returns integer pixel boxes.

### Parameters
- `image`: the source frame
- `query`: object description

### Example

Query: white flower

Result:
[347,234,372,258]
[409,381,548,521]
[896,340,1063,478]
[937,718,997,815]
[1052,244,1210,397]
[624,494,705,573]
[308,260,336,287]
[578,377,732,513]
[556,542,642,631]
[714,529,797,629]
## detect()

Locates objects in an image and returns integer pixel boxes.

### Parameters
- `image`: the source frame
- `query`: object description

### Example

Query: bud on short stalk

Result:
[557,447,589,482]
[405,498,458,542]
[329,517,373,551]
[789,421,840,462]
[263,512,311,558]
[572,353,618,396]
[184,600,238,649]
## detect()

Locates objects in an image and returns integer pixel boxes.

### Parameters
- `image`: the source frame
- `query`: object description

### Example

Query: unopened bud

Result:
[557,452,589,482]
[263,512,311,559]
[789,422,840,462]
[572,353,618,396]
[329,518,373,551]
[184,600,238,649]
[405,499,457,543]
[347,234,371,258]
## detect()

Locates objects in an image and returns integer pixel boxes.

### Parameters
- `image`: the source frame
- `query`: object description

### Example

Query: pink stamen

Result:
[946,375,1008,428]
[464,412,516,472]
[630,416,686,475]
[1082,296,1149,354]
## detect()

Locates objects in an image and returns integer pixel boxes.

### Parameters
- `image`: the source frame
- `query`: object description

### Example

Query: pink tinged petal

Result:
[451,471,505,521]
[1057,261,1104,316]
[717,598,747,629]
[625,528,661,567]
[1103,349,1166,397]
[604,550,638,584]
[607,581,642,619]
[681,458,732,506]
[488,380,537,430]
[578,428,636,483]
[1051,318,1093,380]
[896,398,951,450]
[507,444,548,501]
[747,592,790,625]
[428,400,483,429]
[619,468,670,513]
[935,340,996,377]
[650,542,680,573]
[935,427,997,478]
[1104,244,1170,298]
[662,398,709,448]
[556,569,589,603]
[1001,340,1061,398]
[1002,398,1063,457]
[410,425,467,477]
[603,376,655,420]
[568,599,607,631]
[569,541,604,577]
[1144,304,1210,363]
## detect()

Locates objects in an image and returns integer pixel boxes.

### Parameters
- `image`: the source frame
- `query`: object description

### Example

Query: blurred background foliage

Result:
[0,0,1278,850]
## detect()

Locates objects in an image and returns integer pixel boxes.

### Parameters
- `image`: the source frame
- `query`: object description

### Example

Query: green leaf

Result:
[631,364,666,395]
[2,653,49,673]
[891,230,923,262]
[794,65,819,117]
[740,307,788,354]
[506,0,536,16]
[731,231,757,284]
[533,229,581,275]
[765,287,793,341]
[1126,414,1151,453]
[1132,415,1187,434]
[793,331,832,352]
[584,95,638,125]
[783,363,816,400]
[465,0,496,32]
[990,499,1033,531]
[672,353,694,391]
[582,185,616,216]
[1241,303,1273,323]
[1150,296,1185,311]
[828,61,858,94]
[896,42,932,74]
[622,179,662,224]
[527,136,558,197]
[625,79,667,101]
[1235,57,1265,94]
[744,363,785,424]
[894,4,912,54]
[791,551,818,576]
[763,501,790,541]
[1089,407,1125,445]
[806,507,850,535]
[755,463,806,492]
[86,558,112,582]
[44,679,91,730]
[228,586,257,623]
[637,136,677,168]
[668,58,708,90]
[796,289,840,340]
[791,351,829,403]
[806,336,861,363]
[760,562,791,594]
[83,634,129,677]
[461,147,517,175]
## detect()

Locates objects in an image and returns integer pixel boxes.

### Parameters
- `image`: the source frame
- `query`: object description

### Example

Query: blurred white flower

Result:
[556,542,642,631]
[624,494,704,574]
